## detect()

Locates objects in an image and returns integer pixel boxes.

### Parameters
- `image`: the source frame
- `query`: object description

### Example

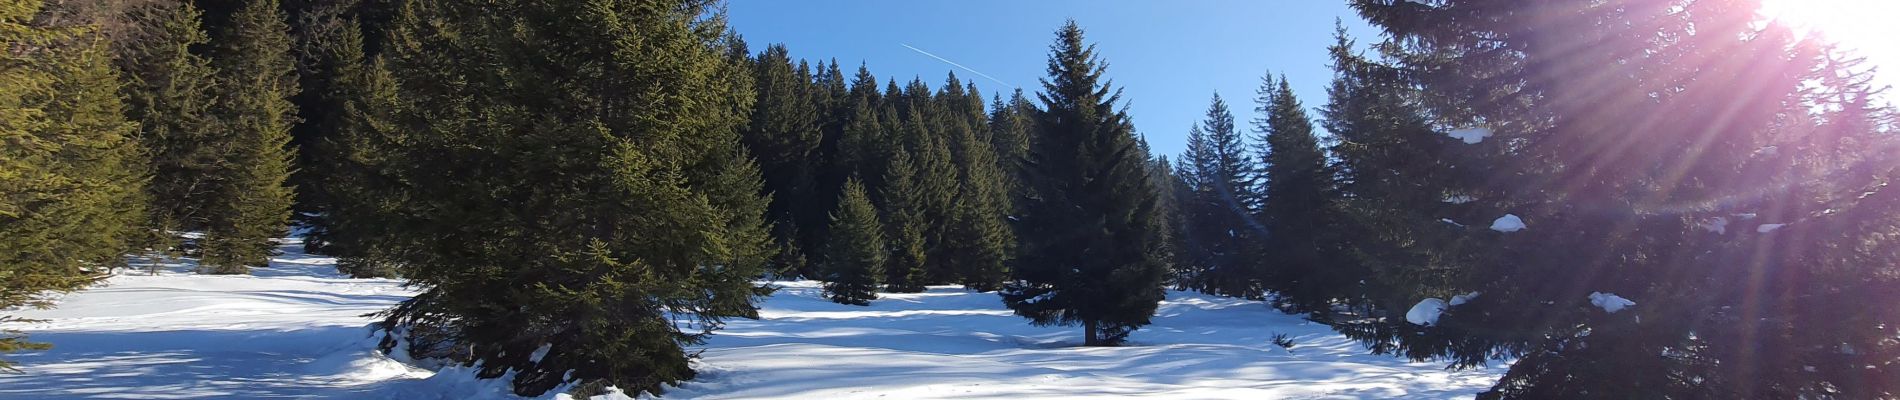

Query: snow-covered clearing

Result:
[2,235,1501,399]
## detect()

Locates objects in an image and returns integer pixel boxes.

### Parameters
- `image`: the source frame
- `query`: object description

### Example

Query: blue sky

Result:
[726,1,1379,159]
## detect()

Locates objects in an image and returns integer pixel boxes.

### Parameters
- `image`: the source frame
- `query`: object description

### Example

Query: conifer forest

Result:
[2,0,1898,398]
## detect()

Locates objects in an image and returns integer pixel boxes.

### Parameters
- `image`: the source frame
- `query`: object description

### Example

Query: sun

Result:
[1756,0,1900,86]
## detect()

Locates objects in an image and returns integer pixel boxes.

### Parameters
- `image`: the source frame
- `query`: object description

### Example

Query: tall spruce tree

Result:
[821,178,884,305]
[1315,24,1469,323]
[742,44,823,277]
[878,148,929,292]
[116,0,219,249]
[372,0,771,396]
[1,0,146,369]
[1002,21,1167,346]
[1176,93,1260,298]
[943,105,1015,292]
[1254,75,1343,314]
[199,0,297,274]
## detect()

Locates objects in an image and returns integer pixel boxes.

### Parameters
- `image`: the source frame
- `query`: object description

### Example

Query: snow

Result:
[1700,217,1729,234]
[1406,298,1450,326]
[1587,292,1635,314]
[1449,292,1480,306]
[1443,194,1476,204]
[1440,218,1465,227]
[1445,127,1492,144]
[1490,214,1526,232]
[1,234,1501,399]
[1757,223,1786,233]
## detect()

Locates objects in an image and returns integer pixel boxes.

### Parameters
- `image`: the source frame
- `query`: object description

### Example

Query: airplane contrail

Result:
[900,43,1015,88]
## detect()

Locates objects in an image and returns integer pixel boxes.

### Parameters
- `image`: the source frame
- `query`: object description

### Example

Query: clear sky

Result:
[726,1,1380,159]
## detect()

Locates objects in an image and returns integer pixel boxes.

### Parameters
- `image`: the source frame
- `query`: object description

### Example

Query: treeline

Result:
[1166,2,1900,399]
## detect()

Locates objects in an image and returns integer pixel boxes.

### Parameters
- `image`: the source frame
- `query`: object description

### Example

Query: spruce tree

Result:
[878,149,929,292]
[1002,21,1167,346]
[200,0,298,274]
[1254,75,1343,314]
[943,109,1015,292]
[821,179,884,305]
[1,0,145,369]
[742,44,822,277]
[1176,93,1260,298]
[298,11,401,278]
[116,0,219,247]
[373,0,771,395]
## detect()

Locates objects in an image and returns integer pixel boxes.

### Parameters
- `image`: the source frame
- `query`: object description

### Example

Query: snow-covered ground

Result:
[1,235,1501,399]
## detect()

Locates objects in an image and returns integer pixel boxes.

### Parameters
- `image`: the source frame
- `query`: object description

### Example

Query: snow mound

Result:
[1758,223,1786,233]
[1588,292,1635,313]
[1406,298,1450,326]
[1444,194,1476,204]
[1449,292,1480,306]
[1446,127,1492,144]
[1700,217,1729,234]
[1490,214,1526,232]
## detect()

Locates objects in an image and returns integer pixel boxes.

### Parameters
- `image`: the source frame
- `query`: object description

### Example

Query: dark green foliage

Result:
[1175,93,1261,299]
[116,0,219,248]
[300,12,401,278]
[1,0,145,369]
[1254,75,1344,315]
[1002,21,1167,347]
[199,0,297,274]
[878,149,929,293]
[821,179,884,305]
[742,44,823,278]
[943,106,1014,292]
[370,0,770,396]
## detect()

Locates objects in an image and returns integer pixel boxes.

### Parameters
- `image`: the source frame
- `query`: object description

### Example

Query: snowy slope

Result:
[1,236,1501,399]
[670,282,1500,399]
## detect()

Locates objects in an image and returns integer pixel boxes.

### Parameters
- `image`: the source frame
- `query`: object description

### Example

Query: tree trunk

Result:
[1084,320,1099,346]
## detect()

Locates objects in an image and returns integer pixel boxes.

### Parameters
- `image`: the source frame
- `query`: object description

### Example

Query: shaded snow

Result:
[1449,292,1480,307]
[1443,195,1476,204]
[1587,292,1635,314]
[1700,217,1729,234]
[1490,214,1526,232]
[1758,223,1786,233]
[2,235,1501,399]
[1406,298,1449,326]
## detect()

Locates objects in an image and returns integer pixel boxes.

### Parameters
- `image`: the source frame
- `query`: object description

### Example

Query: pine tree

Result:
[943,108,1014,292]
[199,0,298,274]
[1,0,145,369]
[298,10,401,278]
[742,44,822,277]
[878,149,929,292]
[1176,93,1260,298]
[1002,21,1167,346]
[821,179,884,305]
[372,0,771,395]
[284,0,362,253]
[1254,75,1343,314]
[116,0,219,248]
[987,90,1034,190]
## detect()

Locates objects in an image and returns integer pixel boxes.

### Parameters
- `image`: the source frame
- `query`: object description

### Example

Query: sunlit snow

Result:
[0,234,1503,399]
